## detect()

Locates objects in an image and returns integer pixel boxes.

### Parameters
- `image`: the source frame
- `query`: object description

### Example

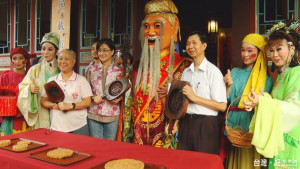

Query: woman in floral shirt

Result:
[87,38,123,140]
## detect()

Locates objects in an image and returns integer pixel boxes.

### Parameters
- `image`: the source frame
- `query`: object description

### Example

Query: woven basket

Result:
[0,86,19,116]
[225,95,253,148]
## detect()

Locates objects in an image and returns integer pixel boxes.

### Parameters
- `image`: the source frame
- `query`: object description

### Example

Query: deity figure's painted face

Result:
[143,15,178,51]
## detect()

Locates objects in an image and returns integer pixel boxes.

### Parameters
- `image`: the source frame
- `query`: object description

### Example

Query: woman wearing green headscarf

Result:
[224,33,273,169]
[17,32,60,129]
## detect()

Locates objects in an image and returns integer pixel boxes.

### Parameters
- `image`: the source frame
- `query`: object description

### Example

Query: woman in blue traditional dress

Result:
[224,33,273,169]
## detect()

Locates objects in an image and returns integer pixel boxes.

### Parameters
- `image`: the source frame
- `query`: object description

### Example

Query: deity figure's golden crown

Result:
[145,0,178,26]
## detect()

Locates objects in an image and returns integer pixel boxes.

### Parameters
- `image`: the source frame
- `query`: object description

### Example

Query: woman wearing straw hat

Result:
[17,32,60,129]
[0,47,35,135]
[224,33,273,169]
[243,20,300,169]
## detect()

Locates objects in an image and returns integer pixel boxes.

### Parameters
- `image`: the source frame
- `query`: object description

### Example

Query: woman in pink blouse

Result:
[87,38,123,140]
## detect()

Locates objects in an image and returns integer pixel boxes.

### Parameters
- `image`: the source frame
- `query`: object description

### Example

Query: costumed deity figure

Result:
[0,48,34,135]
[243,20,300,169]
[124,0,190,146]
[17,32,60,129]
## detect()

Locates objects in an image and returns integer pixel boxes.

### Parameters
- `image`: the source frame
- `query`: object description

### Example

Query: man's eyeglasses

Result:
[98,49,111,53]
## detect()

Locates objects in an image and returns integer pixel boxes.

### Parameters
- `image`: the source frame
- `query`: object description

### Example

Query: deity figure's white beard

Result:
[135,36,161,100]
[135,36,175,100]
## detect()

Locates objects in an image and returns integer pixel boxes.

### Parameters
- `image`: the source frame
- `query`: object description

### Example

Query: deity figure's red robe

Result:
[131,50,190,146]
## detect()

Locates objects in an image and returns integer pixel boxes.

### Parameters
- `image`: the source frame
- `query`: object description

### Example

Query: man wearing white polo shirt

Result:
[179,31,227,154]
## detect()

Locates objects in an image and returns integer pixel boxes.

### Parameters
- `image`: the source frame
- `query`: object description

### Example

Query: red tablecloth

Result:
[0,129,224,169]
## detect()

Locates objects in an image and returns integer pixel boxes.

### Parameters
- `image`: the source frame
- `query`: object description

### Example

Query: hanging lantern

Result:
[208,19,218,33]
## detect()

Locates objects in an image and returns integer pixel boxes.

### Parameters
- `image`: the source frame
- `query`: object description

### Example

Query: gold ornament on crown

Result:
[145,0,178,27]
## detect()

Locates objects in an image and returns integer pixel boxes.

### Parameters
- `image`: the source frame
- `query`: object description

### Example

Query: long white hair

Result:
[135,20,176,100]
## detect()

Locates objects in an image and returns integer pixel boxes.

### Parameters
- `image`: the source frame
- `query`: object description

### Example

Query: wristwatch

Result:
[72,103,76,109]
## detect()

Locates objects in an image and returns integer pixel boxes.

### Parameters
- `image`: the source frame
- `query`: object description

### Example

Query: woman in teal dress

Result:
[224,33,273,169]
[243,20,300,169]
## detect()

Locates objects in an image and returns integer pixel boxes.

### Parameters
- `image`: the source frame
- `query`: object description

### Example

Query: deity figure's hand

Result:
[157,83,168,98]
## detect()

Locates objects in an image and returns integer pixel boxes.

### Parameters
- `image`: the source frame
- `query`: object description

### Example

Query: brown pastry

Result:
[47,148,74,159]
[12,144,28,151]
[17,140,31,145]
[104,159,144,169]
[0,140,11,147]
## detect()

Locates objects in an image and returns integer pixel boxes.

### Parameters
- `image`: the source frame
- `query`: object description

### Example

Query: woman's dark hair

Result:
[92,39,100,46]
[41,42,59,52]
[267,20,300,68]
[186,31,207,44]
[97,38,116,55]
[51,42,59,51]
